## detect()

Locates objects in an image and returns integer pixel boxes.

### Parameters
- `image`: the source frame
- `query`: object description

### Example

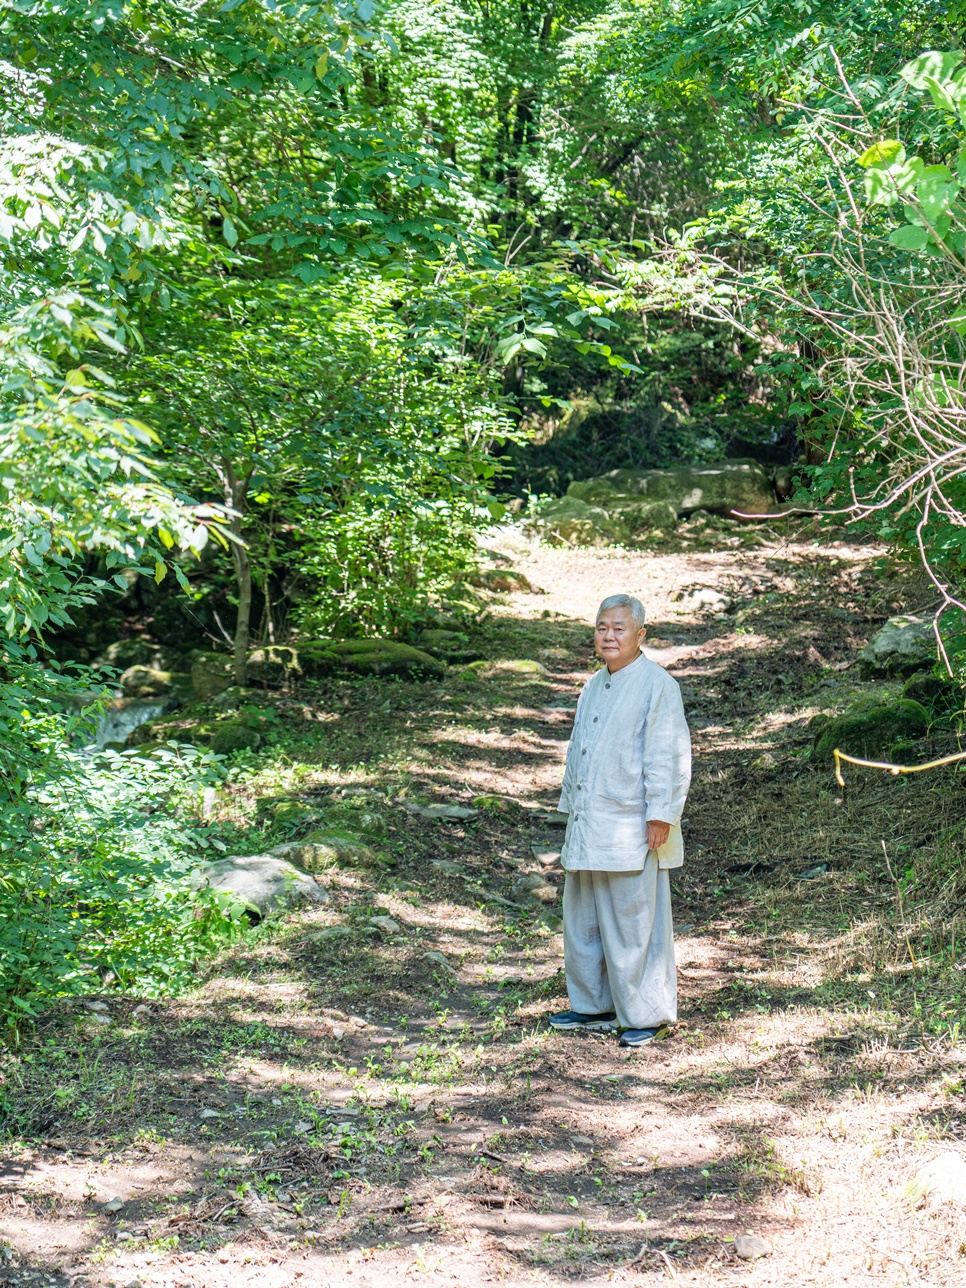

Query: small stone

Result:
[541,811,569,827]
[115,1231,134,1242]
[131,1004,150,1018]
[103,1196,124,1213]
[292,1121,313,1135]
[331,1027,345,1040]
[83,1000,109,1013]
[734,1233,771,1260]
[91,1013,112,1026]
[796,863,829,880]
[907,1151,966,1206]
[422,950,457,975]
[431,859,465,875]
[369,915,401,934]
[532,846,561,867]
[200,1108,220,1119]
[401,802,479,821]
[570,1135,593,1149]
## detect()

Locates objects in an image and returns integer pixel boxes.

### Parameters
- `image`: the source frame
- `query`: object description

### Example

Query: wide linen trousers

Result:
[562,859,676,1029]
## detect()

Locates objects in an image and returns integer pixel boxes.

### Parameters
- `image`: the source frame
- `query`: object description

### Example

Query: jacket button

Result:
[593,716,598,723]
[605,682,611,689]
[581,749,586,755]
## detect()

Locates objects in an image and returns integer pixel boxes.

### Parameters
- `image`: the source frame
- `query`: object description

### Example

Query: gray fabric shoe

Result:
[618,1024,671,1047]
[549,1009,618,1032]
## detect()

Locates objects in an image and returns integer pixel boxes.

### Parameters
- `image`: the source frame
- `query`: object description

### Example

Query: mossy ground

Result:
[3,527,966,1286]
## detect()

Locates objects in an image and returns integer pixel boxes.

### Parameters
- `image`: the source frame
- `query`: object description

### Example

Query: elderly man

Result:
[551,594,691,1048]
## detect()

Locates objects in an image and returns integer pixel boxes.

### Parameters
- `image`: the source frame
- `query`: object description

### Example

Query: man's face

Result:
[594,607,645,672]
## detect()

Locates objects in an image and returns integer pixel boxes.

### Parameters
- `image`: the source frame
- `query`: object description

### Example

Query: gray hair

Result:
[597,594,646,629]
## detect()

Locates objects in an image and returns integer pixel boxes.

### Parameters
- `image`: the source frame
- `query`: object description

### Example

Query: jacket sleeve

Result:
[641,676,691,825]
[557,683,588,813]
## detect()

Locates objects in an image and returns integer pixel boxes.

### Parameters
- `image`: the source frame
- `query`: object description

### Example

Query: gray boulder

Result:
[567,461,776,519]
[860,615,937,676]
[197,854,328,916]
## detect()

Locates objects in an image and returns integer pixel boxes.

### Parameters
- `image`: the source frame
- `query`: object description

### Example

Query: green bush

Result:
[0,668,245,1031]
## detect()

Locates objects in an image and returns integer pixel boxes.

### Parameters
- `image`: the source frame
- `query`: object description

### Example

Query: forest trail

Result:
[5,531,966,1288]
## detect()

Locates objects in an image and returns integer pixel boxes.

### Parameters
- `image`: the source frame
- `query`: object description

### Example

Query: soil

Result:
[3,528,966,1287]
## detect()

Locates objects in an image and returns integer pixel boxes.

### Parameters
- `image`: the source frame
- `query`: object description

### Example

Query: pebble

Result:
[83,1000,109,1013]
[796,863,830,880]
[369,915,400,934]
[103,1196,124,1213]
[115,1231,133,1242]
[734,1233,771,1259]
[292,1121,313,1135]
[131,1004,151,1019]
[331,1026,345,1040]
[422,951,456,975]
[200,1108,220,1119]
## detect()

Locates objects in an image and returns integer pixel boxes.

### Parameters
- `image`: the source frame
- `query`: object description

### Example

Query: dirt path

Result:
[4,533,966,1287]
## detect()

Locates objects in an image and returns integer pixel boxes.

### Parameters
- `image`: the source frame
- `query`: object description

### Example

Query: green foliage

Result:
[0,682,245,1029]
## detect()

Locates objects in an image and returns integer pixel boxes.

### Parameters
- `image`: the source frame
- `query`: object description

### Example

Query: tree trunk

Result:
[224,460,253,686]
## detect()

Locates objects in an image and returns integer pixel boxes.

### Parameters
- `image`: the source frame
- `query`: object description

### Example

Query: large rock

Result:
[529,496,629,547]
[276,831,386,870]
[860,615,937,676]
[191,652,234,699]
[208,720,262,754]
[197,854,328,916]
[567,461,776,519]
[299,639,446,681]
[812,699,929,762]
[120,665,175,698]
[247,645,300,688]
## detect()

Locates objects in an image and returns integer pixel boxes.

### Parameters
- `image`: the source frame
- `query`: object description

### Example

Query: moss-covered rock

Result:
[299,639,446,681]
[119,665,175,698]
[416,629,484,664]
[255,796,316,825]
[469,658,549,679]
[296,829,389,869]
[472,793,524,816]
[247,645,300,688]
[209,721,262,754]
[191,652,234,699]
[529,496,629,547]
[618,500,679,533]
[902,672,964,721]
[568,461,776,519]
[98,638,155,669]
[812,699,930,762]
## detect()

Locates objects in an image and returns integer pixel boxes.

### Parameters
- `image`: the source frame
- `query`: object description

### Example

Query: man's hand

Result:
[646,819,671,852]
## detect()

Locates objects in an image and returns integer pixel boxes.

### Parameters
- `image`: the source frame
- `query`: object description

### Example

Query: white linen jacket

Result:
[558,652,692,871]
